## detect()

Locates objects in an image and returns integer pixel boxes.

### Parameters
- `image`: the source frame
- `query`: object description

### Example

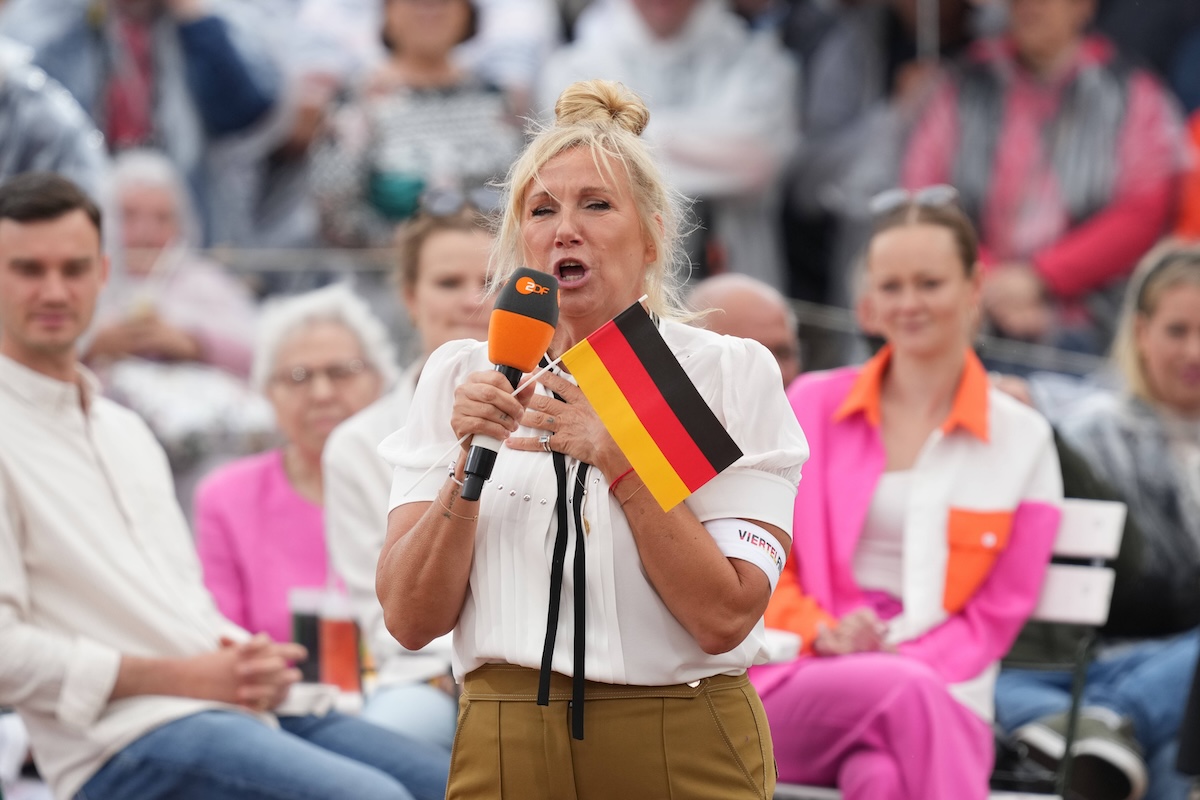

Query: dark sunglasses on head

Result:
[868,184,960,218]
[419,185,503,218]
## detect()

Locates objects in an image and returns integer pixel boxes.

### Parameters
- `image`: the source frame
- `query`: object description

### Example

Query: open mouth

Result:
[555,259,588,284]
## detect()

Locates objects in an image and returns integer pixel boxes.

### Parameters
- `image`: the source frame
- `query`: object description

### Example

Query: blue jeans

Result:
[362,682,457,752]
[77,711,449,800]
[996,628,1200,800]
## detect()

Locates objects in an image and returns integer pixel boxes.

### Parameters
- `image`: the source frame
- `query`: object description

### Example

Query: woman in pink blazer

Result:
[752,187,1064,800]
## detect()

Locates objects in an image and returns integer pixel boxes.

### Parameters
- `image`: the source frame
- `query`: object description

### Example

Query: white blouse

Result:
[324,364,455,687]
[383,321,809,686]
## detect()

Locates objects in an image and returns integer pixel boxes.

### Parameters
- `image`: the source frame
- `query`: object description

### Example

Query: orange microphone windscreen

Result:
[487,268,559,372]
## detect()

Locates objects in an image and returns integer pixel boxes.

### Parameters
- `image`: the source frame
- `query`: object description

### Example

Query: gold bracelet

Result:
[437,490,479,522]
[617,481,646,507]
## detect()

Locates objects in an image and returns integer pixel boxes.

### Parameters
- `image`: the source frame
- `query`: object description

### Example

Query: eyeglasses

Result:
[868,185,960,218]
[272,359,371,390]
[419,186,503,218]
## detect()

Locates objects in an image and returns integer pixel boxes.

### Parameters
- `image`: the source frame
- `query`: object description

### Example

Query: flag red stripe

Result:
[586,324,717,491]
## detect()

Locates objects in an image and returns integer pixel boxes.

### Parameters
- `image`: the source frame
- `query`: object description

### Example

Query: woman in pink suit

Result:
[752,187,1065,800]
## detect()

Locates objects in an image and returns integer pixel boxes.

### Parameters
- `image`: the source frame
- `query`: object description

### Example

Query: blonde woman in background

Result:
[996,243,1200,800]
[324,202,494,752]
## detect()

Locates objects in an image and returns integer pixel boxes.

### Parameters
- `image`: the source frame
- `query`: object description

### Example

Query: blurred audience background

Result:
[3,0,1200,797]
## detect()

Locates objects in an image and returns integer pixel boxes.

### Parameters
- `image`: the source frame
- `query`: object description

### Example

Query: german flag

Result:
[561,303,743,511]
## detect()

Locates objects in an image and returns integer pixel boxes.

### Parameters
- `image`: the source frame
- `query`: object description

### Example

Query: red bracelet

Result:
[608,467,636,493]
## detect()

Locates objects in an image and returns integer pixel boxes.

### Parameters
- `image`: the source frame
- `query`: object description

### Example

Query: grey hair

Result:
[111,148,201,247]
[251,284,400,392]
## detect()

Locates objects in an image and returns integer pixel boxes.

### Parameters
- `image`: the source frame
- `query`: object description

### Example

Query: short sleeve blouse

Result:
[382,321,809,685]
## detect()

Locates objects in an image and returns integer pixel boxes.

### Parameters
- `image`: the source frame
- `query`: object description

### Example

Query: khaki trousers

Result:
[446,664,776,800]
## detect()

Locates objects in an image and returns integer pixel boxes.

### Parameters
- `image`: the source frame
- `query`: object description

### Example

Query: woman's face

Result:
[267,321,384,459]
[1136,282,1200,416]
[384,0,472,59]
[519,147,656,338]
[119,182,179,276]
[1009,0,1092,67]
[405,227,494,355]
[863,223,979,359]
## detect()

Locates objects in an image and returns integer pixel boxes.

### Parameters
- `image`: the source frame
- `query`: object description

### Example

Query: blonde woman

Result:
[376,79,808,799]
[997,243,1200,800]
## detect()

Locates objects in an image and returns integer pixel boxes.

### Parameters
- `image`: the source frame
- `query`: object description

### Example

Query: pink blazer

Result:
[758,349,1062,714]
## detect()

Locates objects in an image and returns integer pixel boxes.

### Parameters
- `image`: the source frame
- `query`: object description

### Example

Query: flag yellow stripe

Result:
[564,340,691,510]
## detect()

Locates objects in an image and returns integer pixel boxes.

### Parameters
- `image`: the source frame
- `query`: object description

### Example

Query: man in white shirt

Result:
[0,172,449,800]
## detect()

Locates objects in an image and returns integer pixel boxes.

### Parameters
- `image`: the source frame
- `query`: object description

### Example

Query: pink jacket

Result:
[759,349,1063,717]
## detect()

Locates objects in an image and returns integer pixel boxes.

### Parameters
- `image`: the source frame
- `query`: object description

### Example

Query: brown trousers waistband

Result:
[461,663,751,703]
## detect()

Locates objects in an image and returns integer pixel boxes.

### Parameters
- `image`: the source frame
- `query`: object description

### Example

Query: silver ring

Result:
[539,432,552,453]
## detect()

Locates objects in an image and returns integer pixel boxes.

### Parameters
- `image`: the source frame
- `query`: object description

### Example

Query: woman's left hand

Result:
[505,371,627,474]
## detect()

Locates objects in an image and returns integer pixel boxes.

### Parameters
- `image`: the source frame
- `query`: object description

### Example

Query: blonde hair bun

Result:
[554,79,650,137]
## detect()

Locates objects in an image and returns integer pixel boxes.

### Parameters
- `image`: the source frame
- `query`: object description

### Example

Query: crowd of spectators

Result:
[2,0,1200,798]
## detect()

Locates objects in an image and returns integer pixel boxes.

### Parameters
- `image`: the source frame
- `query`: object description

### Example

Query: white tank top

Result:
[852,470,911,599]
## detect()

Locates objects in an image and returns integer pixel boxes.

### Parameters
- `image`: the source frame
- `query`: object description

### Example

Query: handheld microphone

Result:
[461,267,559,501]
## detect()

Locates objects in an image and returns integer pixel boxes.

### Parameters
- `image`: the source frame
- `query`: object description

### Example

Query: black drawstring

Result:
[537,449,570,705]
[536,380,591,739]
[570,463,588,739]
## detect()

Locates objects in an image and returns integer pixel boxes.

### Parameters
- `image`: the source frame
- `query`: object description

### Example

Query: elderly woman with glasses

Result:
[194,284,393,646]
[751,187,1064,800]
[86,149,258,376]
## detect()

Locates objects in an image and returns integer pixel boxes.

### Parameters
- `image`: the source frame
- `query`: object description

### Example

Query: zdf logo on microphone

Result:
[516,276,551,295]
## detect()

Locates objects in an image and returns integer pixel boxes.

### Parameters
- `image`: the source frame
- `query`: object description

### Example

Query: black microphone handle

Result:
[461,364,525,500]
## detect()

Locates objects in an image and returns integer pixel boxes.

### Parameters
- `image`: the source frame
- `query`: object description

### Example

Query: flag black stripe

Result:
[611,306,743,472]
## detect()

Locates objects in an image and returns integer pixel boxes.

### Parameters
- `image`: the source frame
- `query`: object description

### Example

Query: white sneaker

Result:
[1014,708,1148,800]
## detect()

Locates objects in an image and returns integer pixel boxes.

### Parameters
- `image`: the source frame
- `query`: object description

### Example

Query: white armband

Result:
[704,518,786,591]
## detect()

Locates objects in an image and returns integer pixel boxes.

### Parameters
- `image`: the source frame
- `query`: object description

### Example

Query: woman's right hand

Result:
[813,607,891,657]
[450,371,529,453]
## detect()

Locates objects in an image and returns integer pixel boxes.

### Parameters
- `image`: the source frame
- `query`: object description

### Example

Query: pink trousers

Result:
[751,653,994,800]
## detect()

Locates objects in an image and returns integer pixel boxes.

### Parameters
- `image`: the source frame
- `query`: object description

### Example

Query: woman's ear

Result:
[643,213,663,266]
[1133,311,1150,358]
[856,293,878,336]
[401,285,419,323]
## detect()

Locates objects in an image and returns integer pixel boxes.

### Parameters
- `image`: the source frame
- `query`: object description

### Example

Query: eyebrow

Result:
[8,256,93,266]
[526,186,614,203]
